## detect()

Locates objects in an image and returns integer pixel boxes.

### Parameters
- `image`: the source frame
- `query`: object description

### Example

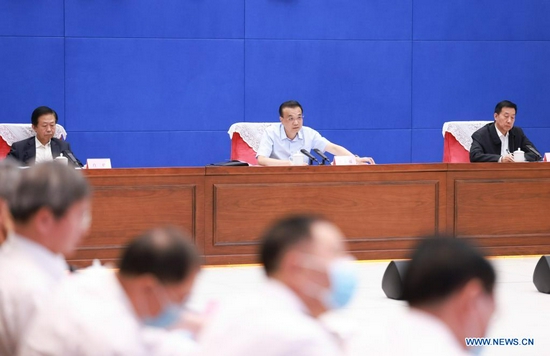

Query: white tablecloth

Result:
[228,122,276,152]
[0,124,67,145]
[442,121,491,150]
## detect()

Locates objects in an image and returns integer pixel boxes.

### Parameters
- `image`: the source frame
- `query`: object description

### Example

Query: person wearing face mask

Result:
[367,237,496,356]
[198,214,358,356]
[18,227,201,356]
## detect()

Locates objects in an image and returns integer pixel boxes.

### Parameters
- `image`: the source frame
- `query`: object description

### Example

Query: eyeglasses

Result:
[286,116,304,123]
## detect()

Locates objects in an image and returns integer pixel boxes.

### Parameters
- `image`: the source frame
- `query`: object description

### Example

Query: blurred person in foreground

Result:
[19,227,202,356]
[0,158,21,245]
[198,214,358,356]
[369,237,496,355]
[0,162,91,355]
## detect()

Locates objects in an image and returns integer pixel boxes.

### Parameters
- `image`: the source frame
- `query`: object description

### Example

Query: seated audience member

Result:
[0,158,21,245]
[198,214,358,356]
[19,227,202,356]
[470,100,541,162]
[372,237,496,355]
[7,106,83,167]
[256,100,375,166]
[0,162,91,355]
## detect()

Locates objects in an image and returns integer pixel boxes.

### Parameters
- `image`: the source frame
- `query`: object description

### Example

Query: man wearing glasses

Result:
[256,100,375,166]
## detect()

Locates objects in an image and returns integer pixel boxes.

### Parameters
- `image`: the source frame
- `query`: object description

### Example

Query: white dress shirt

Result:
[496,127,509,158]
[34,137,53,163]
[0,234,68,355]
[363,309,470,356]
[256,124,331,160]
[198,279,343,356]
[18,268,197,356]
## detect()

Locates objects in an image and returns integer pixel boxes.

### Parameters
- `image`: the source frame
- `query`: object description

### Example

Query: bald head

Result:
[119,226,201,284]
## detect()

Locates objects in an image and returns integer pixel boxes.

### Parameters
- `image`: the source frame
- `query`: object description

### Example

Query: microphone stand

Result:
[312,148,330,165]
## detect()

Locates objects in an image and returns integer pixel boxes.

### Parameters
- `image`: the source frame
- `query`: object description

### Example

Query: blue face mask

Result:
[143,303,181,328]
[142,288,183,329]
[324,258,358,309]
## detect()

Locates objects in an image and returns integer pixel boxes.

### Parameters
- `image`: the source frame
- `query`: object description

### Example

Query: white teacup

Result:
[289,152,306,166]
[513,149,525,162]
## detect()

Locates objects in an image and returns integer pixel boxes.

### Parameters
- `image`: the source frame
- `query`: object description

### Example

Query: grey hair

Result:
[10,161,91,222]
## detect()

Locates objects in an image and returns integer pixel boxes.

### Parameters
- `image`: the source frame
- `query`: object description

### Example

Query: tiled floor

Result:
[190,256,549,356]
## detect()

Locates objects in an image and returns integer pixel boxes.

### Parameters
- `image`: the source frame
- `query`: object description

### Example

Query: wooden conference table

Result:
[69,163,550,267]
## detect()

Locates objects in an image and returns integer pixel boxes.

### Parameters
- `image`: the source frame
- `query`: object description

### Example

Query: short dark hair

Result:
[260,214,326,276]
[494,100,517,115]
[119,226,201,284]
[31,106,58,126]
[10,161,91,222]
[279,100,303,117]
[0,158,21,207]
[403,237,496,307]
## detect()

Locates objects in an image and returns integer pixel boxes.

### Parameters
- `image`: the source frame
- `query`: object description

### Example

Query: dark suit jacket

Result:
[470,122,540,162]
[7,137,82,167]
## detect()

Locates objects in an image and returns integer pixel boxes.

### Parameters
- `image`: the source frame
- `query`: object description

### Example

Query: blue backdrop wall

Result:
[1,1,549,167]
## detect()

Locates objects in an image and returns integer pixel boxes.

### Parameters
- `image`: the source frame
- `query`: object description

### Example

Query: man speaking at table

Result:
[7,106,83,167]
[256,100,375,166]
[470,100,542,163]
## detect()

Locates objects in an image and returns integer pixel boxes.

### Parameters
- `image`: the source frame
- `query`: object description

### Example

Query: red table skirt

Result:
[231,133,258,165]
[443,132,470,163]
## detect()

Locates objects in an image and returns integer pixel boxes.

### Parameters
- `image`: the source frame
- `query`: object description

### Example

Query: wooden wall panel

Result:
[447,163,550,256]
[68,168,204,267]
[454,179,550,236]
[64,164,550,266]
[204,165,447,262]
[209,181,439,243]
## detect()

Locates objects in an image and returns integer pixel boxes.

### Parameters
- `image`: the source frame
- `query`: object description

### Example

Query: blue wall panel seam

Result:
[410,0,414,163]
[243,0,247,122]
[0,35,65,38]
[58,36,413,42]
[63,0,67,130]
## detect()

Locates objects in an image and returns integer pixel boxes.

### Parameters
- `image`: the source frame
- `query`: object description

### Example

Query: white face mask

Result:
[299,256,359,310]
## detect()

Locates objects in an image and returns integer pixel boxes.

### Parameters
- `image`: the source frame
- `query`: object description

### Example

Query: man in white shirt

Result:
[7,106,83,166]
[369,237,496,355]
[19,227,201,356]
[0,162,91,355]
[198,214,358,356]
[0,158,20,245]
[256,100,375,166]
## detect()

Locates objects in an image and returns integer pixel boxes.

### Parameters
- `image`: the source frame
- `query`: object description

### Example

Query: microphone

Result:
[525,144,542,161]
[312,148,330,165]
[300,149,320,165]
[62,150,84,168]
